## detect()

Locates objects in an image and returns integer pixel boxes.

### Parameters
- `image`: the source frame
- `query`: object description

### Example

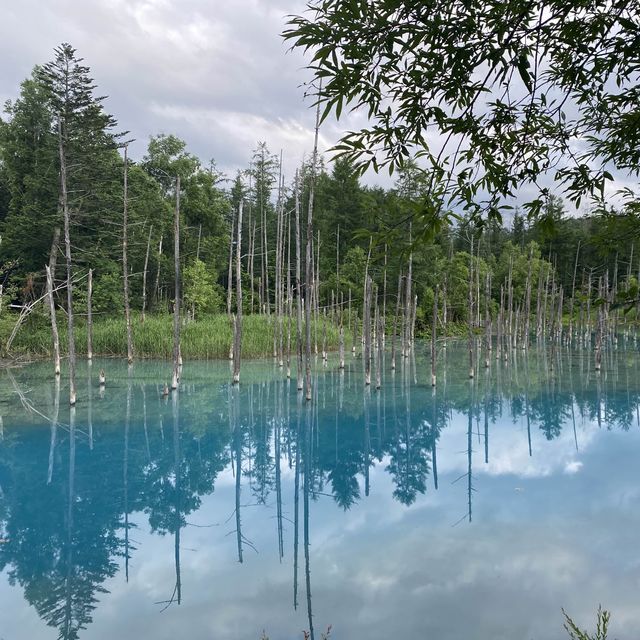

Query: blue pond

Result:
[0,342,639,639]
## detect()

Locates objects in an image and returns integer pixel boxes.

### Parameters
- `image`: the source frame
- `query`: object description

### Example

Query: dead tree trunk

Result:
[227,214,236,317]
[484,271,491,367]
[154,234,163,307]
[568,240,581,343]
[286,206,292,379]
[468,235,475,379]
[404,229,413,357]
[142,225,153,323]
[523,245,533,348]
[295,170,304,391]
[375,290,382,390]
[58,119,76,406]
[431,285,438,386]
[339,291,345,369]
[391,272,403,371]
[382,243,387,343]
[123,145,133,364]
[595,276,603,371]
[46,228,61,376]
[305,100,321,401]
[171,175,181,389]
[232,200,244,384]
[87,268,93,361]
[364,275,372,385]
[45,263,61,376]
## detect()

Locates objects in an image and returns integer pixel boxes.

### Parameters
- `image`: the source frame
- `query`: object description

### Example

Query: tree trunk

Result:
[46,227,61,376]
[58,120,76,406]
[431,285,438,386]
[305,100,320,401]
[227,214,236,317]
[142,225,153,323]
[364,275,372,385]
[154,234,163,307]
[382,243,387,344]
[45,264,61,376]
[391,272,402,371]
[295,170,304,391]
[404,230,413,357]
[375,291,382,390]
[233,200,244,383]
[87,268,93,361]
[339,291,345,369]
[172,175,181,388]
[468,235,475,379]
[123,145,133,363]
[568,240,581,344]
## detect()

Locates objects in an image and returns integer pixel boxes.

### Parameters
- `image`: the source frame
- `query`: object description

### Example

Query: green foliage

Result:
[92,272,124,313]
[0,70,58,275]
[183,259,222,317]
[284,1,640,228]
[340,246,368,298]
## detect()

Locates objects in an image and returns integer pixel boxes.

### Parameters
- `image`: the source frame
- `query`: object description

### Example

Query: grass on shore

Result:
[0,311,349,360]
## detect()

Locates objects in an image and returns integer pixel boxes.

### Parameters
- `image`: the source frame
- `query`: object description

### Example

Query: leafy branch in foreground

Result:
[284,0,640,231]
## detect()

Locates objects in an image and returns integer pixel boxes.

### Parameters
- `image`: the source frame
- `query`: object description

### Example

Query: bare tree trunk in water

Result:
[250,220,256,313]
[523,246,533,349]
[375,290,382,390]
[87,268,93,361]
[382,243,387,343]
[468,235,475,379]
[391,273,402,371]
[569,240,581,344]
[295,171,304,391]
[58,119,76,405]
[485,272,492,367]
[305,97,321,401]
[123,144,133,363]
[154,234,163,307]
[227,214,235,317]
[404,229,413,357]
[171,176,181,389]
[232,201,244,384]
[286,205,292,379]
[142,225,153,323]
[364,276,372,385]
[45,264,61,376]
[45,228,61,376]
[431,285,438,386]
[339,291,345,369]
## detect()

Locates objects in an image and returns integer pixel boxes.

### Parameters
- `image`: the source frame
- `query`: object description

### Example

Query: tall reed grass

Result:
[1,312,348,360]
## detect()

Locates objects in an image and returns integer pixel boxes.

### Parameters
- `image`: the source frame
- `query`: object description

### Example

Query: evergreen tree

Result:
[39,42,120,404]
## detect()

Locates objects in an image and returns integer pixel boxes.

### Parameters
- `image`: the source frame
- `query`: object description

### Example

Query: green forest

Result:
[1,44,638,363]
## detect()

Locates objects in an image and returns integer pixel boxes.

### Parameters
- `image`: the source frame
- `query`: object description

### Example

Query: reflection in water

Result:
[1,340,640,638]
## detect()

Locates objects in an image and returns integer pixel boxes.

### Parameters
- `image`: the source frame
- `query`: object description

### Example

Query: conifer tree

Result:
[40,43,120,403]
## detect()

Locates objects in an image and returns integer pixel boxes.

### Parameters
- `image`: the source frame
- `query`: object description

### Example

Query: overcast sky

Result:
[1,0,633,208]
[0,0,382,186]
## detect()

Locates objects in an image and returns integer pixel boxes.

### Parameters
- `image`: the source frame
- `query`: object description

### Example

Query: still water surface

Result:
[1,343,639,639]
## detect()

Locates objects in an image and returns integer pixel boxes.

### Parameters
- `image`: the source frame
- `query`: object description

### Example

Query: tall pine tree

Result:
[39,43,120,404]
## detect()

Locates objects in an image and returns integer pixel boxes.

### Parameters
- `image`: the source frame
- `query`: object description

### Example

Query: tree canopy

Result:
[284,0,640,233]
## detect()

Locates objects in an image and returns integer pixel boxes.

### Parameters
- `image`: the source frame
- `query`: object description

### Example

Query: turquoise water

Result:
[1,342,639,639]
